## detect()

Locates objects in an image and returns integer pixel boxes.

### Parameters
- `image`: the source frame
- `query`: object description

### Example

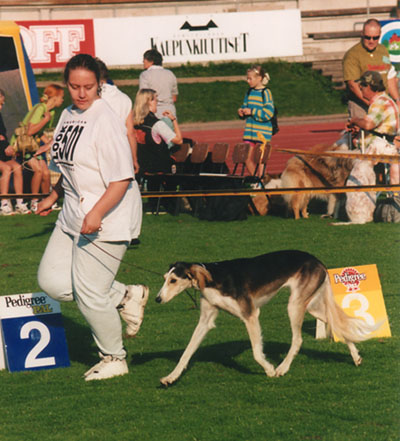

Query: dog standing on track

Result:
[156,250,380,386]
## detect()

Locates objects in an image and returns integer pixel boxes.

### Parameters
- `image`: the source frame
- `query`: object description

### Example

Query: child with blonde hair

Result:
[238,65,275,176]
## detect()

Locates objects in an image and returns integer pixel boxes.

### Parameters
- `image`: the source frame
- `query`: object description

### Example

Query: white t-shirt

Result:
[50,99,139,241]
[100,83,142,239]
[100,83,132,122]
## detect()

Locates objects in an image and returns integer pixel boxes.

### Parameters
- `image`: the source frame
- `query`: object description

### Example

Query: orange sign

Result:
[328,264,391,340]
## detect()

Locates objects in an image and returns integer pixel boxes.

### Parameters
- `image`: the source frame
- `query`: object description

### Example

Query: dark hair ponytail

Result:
[63,53,101,84]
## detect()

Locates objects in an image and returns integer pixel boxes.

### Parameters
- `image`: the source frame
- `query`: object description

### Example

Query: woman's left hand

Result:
[81,210,102,235]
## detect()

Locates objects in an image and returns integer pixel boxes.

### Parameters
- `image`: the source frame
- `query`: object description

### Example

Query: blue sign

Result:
[0,293,70,372]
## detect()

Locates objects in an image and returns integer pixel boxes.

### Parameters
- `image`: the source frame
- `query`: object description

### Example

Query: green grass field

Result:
[38,60,347,123]
[0,211,398,441]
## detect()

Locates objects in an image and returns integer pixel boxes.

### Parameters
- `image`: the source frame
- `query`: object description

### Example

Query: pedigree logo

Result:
[4,294,53,315]
[333,267,367,292]
[17,20,95,68]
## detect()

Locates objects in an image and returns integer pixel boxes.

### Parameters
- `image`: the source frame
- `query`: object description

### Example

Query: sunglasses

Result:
[363,35,380,41]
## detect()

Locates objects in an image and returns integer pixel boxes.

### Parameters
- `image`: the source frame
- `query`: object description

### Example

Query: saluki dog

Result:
[156,250,379,386]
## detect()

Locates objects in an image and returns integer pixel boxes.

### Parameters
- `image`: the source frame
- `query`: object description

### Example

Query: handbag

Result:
[12,123,40,157]
[12,103,45,157]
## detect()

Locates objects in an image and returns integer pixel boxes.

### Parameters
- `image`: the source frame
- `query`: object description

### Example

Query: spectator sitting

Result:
[347,70,399,185]
[133,88,182,212]
[10,84,64,212]
[139,49,178,119]
[0,88,30,215]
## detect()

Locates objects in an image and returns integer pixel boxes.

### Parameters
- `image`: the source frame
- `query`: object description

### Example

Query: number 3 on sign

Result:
[341,293,375,326]
[21,321,56,368]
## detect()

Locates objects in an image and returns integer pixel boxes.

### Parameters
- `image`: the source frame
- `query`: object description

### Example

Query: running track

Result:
[182,115,347,175]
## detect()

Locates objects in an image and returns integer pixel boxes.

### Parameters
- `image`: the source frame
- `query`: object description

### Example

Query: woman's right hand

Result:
[36,196,55,215]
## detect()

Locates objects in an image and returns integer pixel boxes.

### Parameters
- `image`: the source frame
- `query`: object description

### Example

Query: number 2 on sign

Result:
[341,293,375,326]
[20,321,56,368]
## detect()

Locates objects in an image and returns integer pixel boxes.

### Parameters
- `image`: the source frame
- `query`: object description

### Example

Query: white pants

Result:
[38,225,129,359]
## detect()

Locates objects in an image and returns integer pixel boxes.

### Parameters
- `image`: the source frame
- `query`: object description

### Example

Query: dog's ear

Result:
[188,264,212,290]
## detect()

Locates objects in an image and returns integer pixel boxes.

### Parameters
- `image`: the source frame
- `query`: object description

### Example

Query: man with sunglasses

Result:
[343,18,399,118]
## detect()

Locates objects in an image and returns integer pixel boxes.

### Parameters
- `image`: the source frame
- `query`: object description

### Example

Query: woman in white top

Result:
[133,88,182,175]
[133,88,182,212]
[36,54,148,381]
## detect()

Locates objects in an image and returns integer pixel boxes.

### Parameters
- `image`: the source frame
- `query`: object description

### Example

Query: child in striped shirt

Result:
[238,65,275,176]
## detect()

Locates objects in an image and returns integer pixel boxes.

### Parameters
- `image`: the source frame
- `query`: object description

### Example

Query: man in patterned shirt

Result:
[347,70,399,184]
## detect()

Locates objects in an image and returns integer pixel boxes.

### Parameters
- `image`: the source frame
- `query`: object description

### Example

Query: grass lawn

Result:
[0,211,398,441]
[37,60,347,123]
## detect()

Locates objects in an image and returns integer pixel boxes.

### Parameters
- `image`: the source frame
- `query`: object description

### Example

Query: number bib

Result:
[0,293,70,372]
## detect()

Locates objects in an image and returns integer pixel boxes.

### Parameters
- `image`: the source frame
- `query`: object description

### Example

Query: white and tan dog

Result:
[156,250,379,386]
[334,138,397,225]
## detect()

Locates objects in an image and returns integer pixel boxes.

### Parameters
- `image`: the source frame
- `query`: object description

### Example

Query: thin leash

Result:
[81,233,199,308]
[81,233,162,277]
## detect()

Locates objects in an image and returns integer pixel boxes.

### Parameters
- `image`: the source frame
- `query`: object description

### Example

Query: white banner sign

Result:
[94,9,303,66]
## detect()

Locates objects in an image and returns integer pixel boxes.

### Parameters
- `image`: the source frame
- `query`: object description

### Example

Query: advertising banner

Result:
[94,9,302,65]
[16,19,95,68]
[16,10,302,68]
[328,264,391,341]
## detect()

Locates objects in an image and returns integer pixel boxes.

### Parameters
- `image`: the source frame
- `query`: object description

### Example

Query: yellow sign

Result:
[328,264,391,340]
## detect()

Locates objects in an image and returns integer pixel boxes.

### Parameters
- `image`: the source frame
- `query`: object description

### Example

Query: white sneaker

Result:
[51,202,61,211]
[30,200,38,213]
[118,285,149,337]
[14,202,31,215]
[84,353,128,381]
[0,203,14,216]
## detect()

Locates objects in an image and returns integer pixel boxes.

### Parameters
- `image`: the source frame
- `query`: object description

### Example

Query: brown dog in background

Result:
[280,144,355,219]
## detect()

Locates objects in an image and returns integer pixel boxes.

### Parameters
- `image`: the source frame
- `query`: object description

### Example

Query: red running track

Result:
[182,118,347,175]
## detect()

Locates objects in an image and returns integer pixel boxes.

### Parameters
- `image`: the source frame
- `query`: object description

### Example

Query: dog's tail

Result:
[322,275,382,342]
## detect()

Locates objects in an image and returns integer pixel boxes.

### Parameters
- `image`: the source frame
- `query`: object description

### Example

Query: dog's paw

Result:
[353,355,363,367]
[321,213,333,219]
[160,375,176,386]
[266,367,276,377]
[275,363,290,377]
